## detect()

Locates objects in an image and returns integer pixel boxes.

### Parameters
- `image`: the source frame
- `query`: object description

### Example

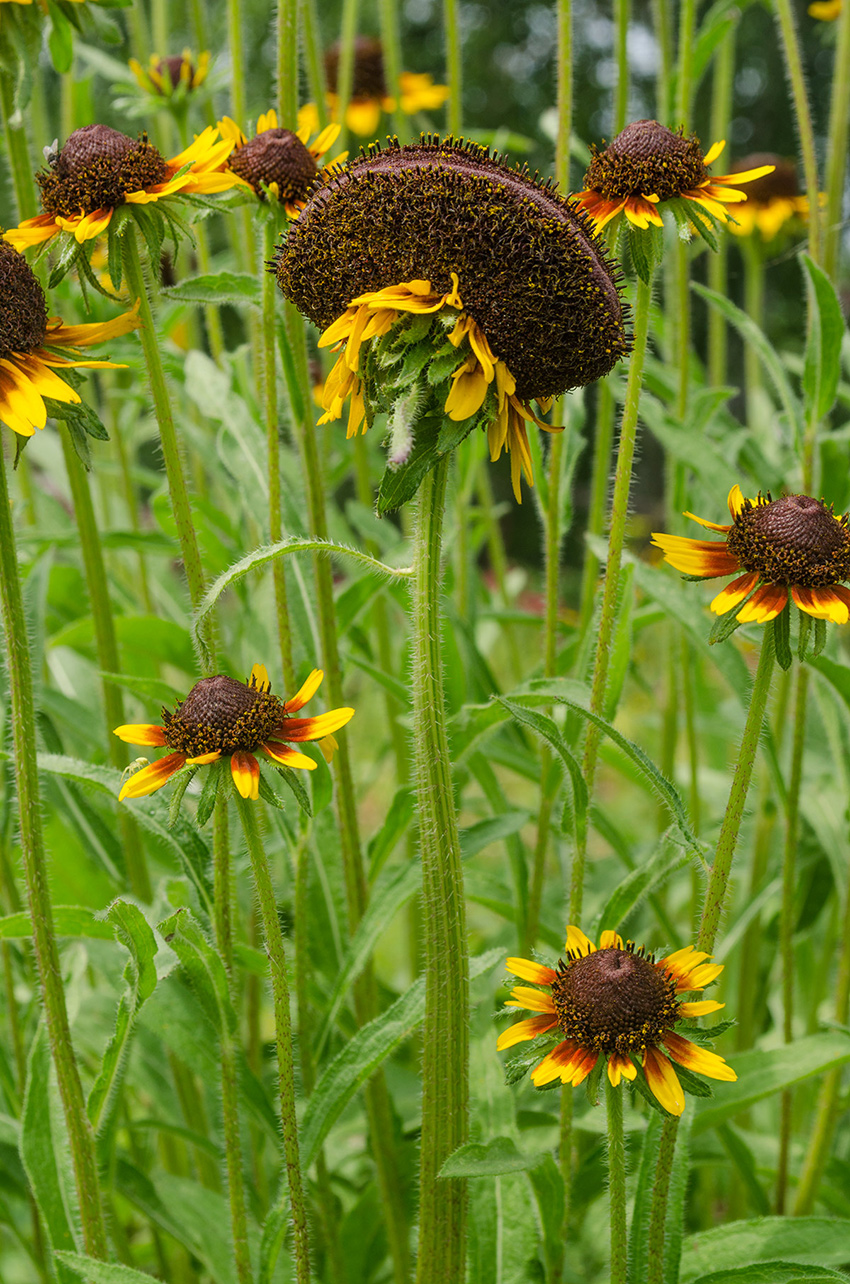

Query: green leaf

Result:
[812,617,827,659]
[46,2,74,72]
[195,759,223,827]
[628,222,657,285]
[87,901,158,1133]
[692,1031,850,1134]
[157,908,235,1037]
[162,271,261,308]
[274,765,312,817]
[689,1267,850,1284]
[495,697,587,844]
[300,950,502,1169]
[716,1124,771,1217]
[439,1136,546,1178]
[56,1253,162,1283]
[801,253,846,422]
[681,1219,850,1281]
[0,905,116,941]
[773,602,792,671]
[592,840,694,938]
[377,414,443,513]
[20,1029,77,1267]
[709,601,749,645]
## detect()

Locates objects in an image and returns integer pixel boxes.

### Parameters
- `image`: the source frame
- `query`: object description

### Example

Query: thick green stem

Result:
[646,1117,678,1284]
[122,228,212,658]
[413,456,468,1284]
[60,431,151,902]
[574,275,652,922]
[555,0,572,186]
[219,1017,254,1284]
[578,380,615,635]
[335,0,360,156]
[213,784,233,977]
[235,794,311,1284]
[697,627,776,955]
[743,238,765,427]
[674,0,697,126]
[613,0,629,132]
[380,0,409,142]
[605,1077,627,1284]
[0,446,108,1258]
[773,0,821,264]
[277,0,298,123]
[823,0,850,278]
[301,0,329,129]
[652,0,673,123]
[0,71,37,220]
[707,30,737,387]
[227,0,247,125]
[444,0,463,135]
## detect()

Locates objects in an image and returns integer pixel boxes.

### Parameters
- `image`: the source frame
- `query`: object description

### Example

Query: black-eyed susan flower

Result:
[652,485,850,625]
[115,664,354,802]
[275,136,628,503]
[129,49,211,97]
[725,155,809,241]
[809,0,841,18]
[0,240,139,437]
[576,120,775,234]
[499,926,735,1116]
[5,123,240,249]
[317,37,449,137]
[218,109,342,216]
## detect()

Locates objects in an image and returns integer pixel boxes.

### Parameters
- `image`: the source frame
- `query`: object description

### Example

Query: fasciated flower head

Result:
[129,49,211,96]
[725,155,809,241]
[652,485,850,626]
[0,239,139,437]
[499,926,735,1116]
[6,123,240,249]
[577,119,775,236]
[115,664,354,803]
[275,136,628,502]
[218,109,342,215]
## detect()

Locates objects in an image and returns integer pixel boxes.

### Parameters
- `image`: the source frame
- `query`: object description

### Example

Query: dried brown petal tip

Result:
[585,119,707,201]
[229,129,318,200]
[728,493,850,589]
[0,241,48,357]
[38,125,168,219]
[162,675,283,758]
[552,946,678,1056]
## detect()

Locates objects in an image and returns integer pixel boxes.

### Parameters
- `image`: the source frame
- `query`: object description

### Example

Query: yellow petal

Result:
[506,957,557,986]
[565,926,596,956]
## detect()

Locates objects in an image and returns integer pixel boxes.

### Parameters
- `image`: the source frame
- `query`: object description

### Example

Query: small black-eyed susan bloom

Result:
[5,122,240,249]
[0,240,139,437]
[575,119,775,235]
[725,155,810,242]
[652,485,850,626]
[498,926,735,1117]
[218,109,343,215]
[114,664,355,802]
[129,49,211,96]
[274,136,628,505]
[305,39,449,138]
[809,0,841,17]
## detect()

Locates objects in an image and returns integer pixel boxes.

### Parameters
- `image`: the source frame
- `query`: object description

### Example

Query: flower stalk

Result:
[823,0,850,278]
[606,1075,628,1284]
[0,72,37,220]
[773,0,821,264]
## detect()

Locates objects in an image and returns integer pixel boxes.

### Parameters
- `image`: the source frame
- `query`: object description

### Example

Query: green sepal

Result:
[501,1034,557,1088]
[257,770,288,812]
[673,1064,714,1098]
[709,607,746,646]
[773,601,793,671]
[167,767,198,827]
[797,609,812,662]
[395,339,437,390]
[584,1056,604,1107]
[627,222,657,286]
[46,234,83,290]
[65,419,92,469]
[106,208,134,290]
[12,434,31,468]
[377,414,442,514]
[46,389,110,444]
[437,414,479,454]
[426,344,466,387]
[195,759,223,828]
[75,244,122,303]
[131,204,165,268]
[274,765,313,817]
[394,311,437,348]
[678,1018,737,1045]
[812,617,828,658]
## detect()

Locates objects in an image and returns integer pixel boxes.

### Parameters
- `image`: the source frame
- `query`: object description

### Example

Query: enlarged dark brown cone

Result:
[551,948,679,1054]
[229,129,318,199]
[162,675,284,757]
[585,119,708,202]
[38,125,168,219]
[324,36,388,101]
[0,242,48,357]
[728,494,850,588]
[729,154,798,203]
[274,136,630,400]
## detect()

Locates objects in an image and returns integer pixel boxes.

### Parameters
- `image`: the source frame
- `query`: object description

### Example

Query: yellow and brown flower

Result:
[725,154,809,241]
[499,926,735,1116]
[218,109,342,216]
[0,240,139,437]
[5,123,240,249]
[129,49,211,96]
[576,120,775,232]
[319,37,449,137]
[652,485,850,624]
[115,664,354,802]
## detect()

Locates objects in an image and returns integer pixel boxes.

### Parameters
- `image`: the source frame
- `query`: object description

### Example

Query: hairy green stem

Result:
[277,0,298,123]
[219,1022,254,1284]
[578,380,615,635]
[235,794,311,1283]
[707,29,737,386]
[646,1117,678,1284]
[652,0,673,123]
[606,1077,627,1284]
[0,71,37,220]
[413,456,468,1284]
[613,0,629,132]
[0,446,109,1258]
[823,0,850,277]
[743,238,765,427]
[380,0,408,142]
[773,0,821,264]
[227,0,247,125]
[673,0,697,125]
[213,784,234,976]
[444,0,463,135]
[301,0,329,129]
[335,0,360,155]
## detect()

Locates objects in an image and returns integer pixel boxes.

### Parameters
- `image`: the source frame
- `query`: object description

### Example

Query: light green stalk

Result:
[606,1077,627,1284]
[578,379,615,636]
[707,30,737,386]
[651,0,673,123]
[0,72,37,220]
[301,0,329,128]
[227,0,247,126]
[743,239,765,425]
[613,0,629,132]
[773,0,821,264]
[335,0,360,156]
[646,1117,678,1284]
[277,0,298,125]
[823,0,850,278]
[444,0,462,136]
[673,0,697,125]
[0,446,109,1259]
[380,0,408,142]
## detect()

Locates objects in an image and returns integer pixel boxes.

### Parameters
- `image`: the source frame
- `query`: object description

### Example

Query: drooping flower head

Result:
[275,136,629,504]
[653,485,850,627]
[115,664,354,803]
[5,123,241,249]
[724,155,809,241]
[218,109,342,216]
[576,120,775,238]
[129,49,211,97]
[499,927,735,1116]
[0,239,139,438]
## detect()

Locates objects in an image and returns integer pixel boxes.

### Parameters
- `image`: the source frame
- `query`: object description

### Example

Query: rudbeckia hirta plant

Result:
[725,155,809,241]
[5,122,240,248]
[218,109,342,215]
[320,36,449,136]
[275,136,628,505]
[0,240,139,437]
[653,485,850,625]
[115,664,354,802]
[129,49,211,97]
[576,119,775,237]
[499,926,736,1116]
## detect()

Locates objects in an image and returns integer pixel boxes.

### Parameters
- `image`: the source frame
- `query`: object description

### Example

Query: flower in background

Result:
[306,36,449,137]
[0,240,139,437]
[129,49,211,96]
[653,485,850,624]
[5,123,240,249]
[576,119,775,234]
[498,926,735,1116]
[725,155,809,241]
[809,0,841,18]
[218,109,342,215]
[115,664,354,802]
[275,137,628,503]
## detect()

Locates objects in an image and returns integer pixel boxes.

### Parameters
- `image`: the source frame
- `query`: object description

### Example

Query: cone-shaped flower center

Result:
[0,242,48,357]
[728,494,850,588]
[38,125,169,218]
[550,947,679,1054]
[325,36,388,100]
[162,675,284,757]
[229,129,318,199]
[585,119,708,202]
[153,55,197,92]
[730,154,798,202]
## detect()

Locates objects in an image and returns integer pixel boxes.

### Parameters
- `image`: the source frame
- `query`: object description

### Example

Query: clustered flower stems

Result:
[0,73,37,221]
[606,1075,628,1284]
[773,0,821,264]
[0,446,109,1261]
[706,29,737,387]
[823,0,850,278]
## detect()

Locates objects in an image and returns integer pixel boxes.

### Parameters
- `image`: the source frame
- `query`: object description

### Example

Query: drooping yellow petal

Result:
[496,1014,559,1051]
[505,986,558,1014]
[285,668,324,712]
[231,750,260,800]
[506,957,557,986]
[113,723,168,746]
[119,752,186,800]
[703,139,726,166]
[282,708,355,741]
[663,1031,737,1081]
[262,742,318,770]
[565,926,596,957]
[444,357,489,421]
[607,1053,637,1086]
[643,1047,685,1116]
